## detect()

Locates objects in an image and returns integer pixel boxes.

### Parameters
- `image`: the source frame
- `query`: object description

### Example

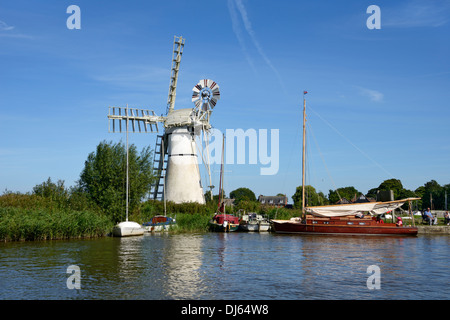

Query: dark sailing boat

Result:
[271,92,419,236]
[209,134,240,232]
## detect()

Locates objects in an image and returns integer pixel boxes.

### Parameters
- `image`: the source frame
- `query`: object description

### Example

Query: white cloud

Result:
[356,86,384,102]
[383,0,450,28]
[0,19,34,39]
[0,20,14,31]
[91,65,169,90]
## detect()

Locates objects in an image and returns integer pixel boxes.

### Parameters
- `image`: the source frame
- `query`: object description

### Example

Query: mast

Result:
[302,91,307,218]
[162,137,166,216]
[218,133,225,212]
[126,104,129,222]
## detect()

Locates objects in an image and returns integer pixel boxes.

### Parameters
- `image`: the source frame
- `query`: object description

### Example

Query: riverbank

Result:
[0,207,113,241]
[417,225,450,234]
[1,194,449,241]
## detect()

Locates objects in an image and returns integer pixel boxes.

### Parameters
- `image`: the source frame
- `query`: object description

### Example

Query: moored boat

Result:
[113,221,145,237]
[272,91,419,237]
[209,213,240,232]
[112,106,144,238]
[143,215,176,232]
[272,211,419,236]
[240,212,271,232]
[209,134,240,232]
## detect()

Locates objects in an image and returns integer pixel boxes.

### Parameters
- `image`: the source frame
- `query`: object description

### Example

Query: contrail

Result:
[228,0,286,92]
[227,0,257,73]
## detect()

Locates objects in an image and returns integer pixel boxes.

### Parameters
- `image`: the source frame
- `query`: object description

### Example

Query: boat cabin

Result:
[213,214,240,224]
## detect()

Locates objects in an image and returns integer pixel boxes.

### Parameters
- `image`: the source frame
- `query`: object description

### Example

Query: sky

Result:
[1,0,449,203]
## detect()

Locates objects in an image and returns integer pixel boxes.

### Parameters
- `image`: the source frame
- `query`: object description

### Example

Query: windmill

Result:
[107,35,220,204]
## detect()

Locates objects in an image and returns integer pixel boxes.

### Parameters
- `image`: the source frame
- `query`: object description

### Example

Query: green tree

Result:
[78,140,155,222]
[367,179,416,204]
[292,185,327,209]
[230,187,256,203]
[33,177,68,201]
[366,188,378,200]
[328,186,360,204]
[416,180,444,210]
[378,179,403,199]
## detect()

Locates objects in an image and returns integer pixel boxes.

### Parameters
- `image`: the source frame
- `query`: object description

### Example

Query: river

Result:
[1,232,449,300]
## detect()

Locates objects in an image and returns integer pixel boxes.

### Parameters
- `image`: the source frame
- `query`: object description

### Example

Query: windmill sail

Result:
[166,35,185,115]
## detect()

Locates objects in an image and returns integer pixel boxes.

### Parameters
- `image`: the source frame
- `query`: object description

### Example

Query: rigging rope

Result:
[307,120,342,202]
[308,105,395,179]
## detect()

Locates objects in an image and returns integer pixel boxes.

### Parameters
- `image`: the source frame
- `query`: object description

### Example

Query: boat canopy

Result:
[306,198,420,218]
[143,216,175,226]
[213,214,239,224]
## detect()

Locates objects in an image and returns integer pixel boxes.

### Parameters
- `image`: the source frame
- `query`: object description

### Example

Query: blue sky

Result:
[1,0,449,203]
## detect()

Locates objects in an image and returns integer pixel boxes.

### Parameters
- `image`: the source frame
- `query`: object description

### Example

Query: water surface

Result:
[1,232,448,299]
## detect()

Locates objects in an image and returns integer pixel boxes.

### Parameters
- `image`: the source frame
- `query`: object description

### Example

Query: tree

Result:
[366,188,378,200]
[366,179,417,205]
[328,186,360,204]
[78,140,155,222]
[416,180,444,210]
[230,187,256,203]
[205,189,227,203]
[33,177,68,201]
[292,185,327,209]
[378,179,403,199]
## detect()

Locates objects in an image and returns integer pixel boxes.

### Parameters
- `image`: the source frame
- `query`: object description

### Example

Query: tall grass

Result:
[0,190,301,240]
[0,207,113,241]
[0,191,112,241]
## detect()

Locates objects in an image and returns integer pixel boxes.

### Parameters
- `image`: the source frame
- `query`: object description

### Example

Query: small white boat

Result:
[258,219,271,232]
[112,106,144,238]
[240,219,259,232]
[240,213,271,232]
[113,221,144,237]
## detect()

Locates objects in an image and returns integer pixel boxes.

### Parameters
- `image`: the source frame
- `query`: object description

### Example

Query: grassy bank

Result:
[0,207,113,241]
[0,192,302,241]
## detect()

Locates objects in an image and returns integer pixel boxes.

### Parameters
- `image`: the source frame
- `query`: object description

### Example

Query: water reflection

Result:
[0,233,449,299]
[161,234,205,299]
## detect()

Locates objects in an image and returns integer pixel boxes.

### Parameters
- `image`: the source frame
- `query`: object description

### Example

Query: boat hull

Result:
[143,216,176,232]
[271,219,418,236]
[258,222,271,232]
[239,213,271,232]
[239,222,259,232]
[240,222,271,232]
[209,213,240,232]
[112,221,145,237]
[209,221,240,232]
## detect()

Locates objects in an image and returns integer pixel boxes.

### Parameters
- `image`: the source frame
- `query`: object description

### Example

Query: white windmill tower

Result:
[107,36,220,205]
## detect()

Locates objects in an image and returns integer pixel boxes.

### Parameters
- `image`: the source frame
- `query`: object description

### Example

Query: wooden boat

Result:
[240,212,270,232]
[209,213,240,232]
[272,92,419,236]
[272,211,418,236]
[143,215,176,232]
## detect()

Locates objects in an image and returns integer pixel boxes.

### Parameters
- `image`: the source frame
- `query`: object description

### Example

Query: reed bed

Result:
[0,207,113,241]
[0,191,301,241]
